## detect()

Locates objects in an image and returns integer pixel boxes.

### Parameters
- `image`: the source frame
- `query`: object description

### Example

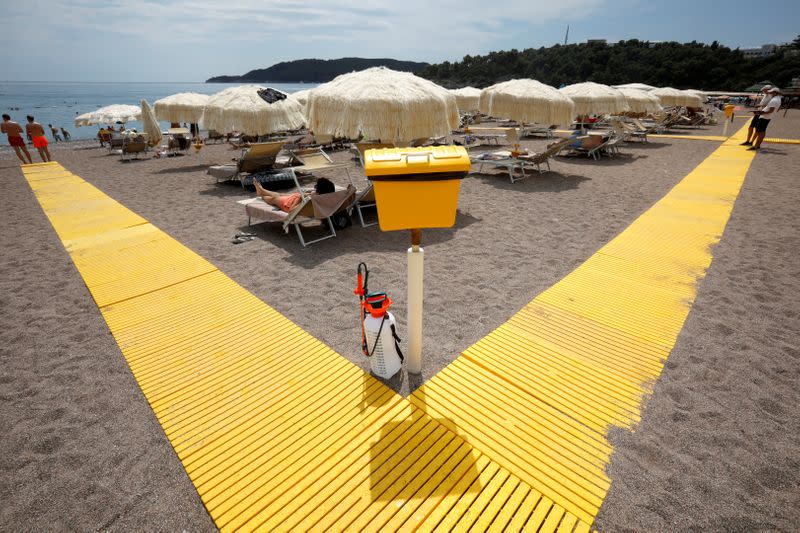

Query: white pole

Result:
[407,231,424,374]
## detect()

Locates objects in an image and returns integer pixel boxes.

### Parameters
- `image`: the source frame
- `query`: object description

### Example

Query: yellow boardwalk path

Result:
[21,163,591,532]
[21,124,754,531]
[411,124,756,522]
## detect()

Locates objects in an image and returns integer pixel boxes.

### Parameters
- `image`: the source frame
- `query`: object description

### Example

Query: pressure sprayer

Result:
[355,263,404,379]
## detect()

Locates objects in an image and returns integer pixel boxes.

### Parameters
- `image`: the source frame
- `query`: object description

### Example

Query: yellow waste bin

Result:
[724,104,735,119]
[364,146,470,232]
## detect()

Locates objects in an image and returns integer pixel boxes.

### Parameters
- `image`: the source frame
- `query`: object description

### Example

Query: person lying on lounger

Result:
[253,177,336,212]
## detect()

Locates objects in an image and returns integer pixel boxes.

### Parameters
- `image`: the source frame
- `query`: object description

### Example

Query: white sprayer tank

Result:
[364,311,402,379]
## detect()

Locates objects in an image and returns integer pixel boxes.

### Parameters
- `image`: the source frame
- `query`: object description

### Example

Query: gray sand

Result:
[1,110,798,529]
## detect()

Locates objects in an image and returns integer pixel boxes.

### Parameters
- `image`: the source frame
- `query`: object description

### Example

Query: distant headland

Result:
[206,58,429,83]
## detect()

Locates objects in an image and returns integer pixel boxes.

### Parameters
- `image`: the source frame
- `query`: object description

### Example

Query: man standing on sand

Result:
[26,115,52,162]
[747,87,782,152]
[1,114,33,164]
[741,85,772,146]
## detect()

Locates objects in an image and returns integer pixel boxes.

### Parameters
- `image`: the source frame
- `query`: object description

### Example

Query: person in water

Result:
[253,177,335,212]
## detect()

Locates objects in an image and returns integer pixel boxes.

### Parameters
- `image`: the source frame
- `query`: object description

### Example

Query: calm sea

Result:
[0,81,318,143]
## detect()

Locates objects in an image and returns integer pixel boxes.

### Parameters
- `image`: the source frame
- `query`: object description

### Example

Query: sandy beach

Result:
[1,111,799,530]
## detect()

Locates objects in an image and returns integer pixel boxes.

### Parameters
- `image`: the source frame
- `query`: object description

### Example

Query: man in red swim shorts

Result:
[26,115,52,162]
[2,114,33,164]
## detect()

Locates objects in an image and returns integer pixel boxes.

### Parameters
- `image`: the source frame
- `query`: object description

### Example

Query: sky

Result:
[2,0,799,82]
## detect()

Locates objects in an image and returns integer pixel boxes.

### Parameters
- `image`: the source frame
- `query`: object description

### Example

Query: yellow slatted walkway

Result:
[763,137,800,144]
[21,162,591,532]
[410,123,757,524]
[648,133,728,141]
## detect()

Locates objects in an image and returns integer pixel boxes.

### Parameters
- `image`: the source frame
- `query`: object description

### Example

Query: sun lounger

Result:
[121,137,148,161]
[562,133,612,160]
[521,124,555,138]
[470,138,571,182]
[206,129,225,143]
[346,174,377,227]
[285,146,351,180]
[208,141,284,183]
[240,176,357,247]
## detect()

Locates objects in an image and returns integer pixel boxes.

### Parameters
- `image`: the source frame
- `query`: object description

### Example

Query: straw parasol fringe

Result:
[478,79,575,126]
[154,92,210,124]
[307,67,459,144]
[203,85,305,135]
[450,87,482,112]
[559,82,629,116]
[617,87,663,114]
[652,87,703,107]
[684,89,708,102]
[140,100,162,147]
[74,104,142,127]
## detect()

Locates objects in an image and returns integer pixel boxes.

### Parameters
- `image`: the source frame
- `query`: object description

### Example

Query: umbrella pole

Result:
[407,228,423,374]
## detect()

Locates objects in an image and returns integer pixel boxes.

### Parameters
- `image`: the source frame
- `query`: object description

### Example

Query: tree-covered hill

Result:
[207,58,429,83]
[419,39,800,91]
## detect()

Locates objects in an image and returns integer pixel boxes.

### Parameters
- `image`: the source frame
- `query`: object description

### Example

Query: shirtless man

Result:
[25,115,51,162]
[1,114,33,164]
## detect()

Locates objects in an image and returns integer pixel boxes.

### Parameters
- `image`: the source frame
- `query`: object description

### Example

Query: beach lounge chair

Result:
[562,133,612,160]
[516,138,573,173]
[347,174,377,227]
[108,135,124,152]
[206,129,225,143]
[120,137,148,161]
[521,124,555,139]
[240,176,357,247]
[285,147,351,181]
[470,138,571,182]
[207,141,284,183]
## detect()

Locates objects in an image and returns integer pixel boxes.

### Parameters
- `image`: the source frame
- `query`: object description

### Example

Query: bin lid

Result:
[364,145,470,177]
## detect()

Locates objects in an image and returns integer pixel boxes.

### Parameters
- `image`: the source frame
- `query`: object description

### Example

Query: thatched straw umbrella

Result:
[559,82,629,116]
[203,85,305,135]
[74,104,142,127]
[450,87,482,112]
[307,67,459,145]
[652,87,703,107]
[291,89,313,106]
[140,100,162,147]
[684,89,708,102]
[617,87,663,114]
[478,79,575,125]
[153,92,209,124]
[613,82,657,91]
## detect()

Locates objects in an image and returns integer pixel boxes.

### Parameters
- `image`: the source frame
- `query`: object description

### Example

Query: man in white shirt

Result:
[741,85,772,146]
[748,87,782,151]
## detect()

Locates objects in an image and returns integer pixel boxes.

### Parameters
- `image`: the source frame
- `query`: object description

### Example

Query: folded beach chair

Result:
[207,141,284,183]
[120,137,148,161]
[240,177,357,247]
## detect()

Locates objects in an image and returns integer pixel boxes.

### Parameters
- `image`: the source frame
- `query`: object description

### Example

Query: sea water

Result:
[0,81,318,143]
